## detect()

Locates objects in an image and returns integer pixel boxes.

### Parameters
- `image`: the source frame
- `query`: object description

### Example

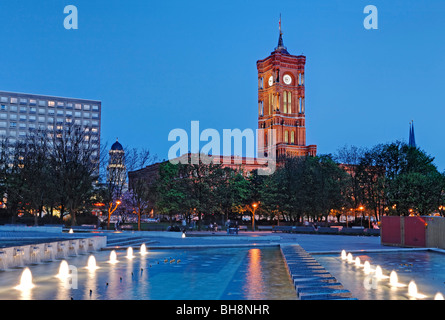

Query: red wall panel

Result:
[404,217,426,247]
[381,216,401,245]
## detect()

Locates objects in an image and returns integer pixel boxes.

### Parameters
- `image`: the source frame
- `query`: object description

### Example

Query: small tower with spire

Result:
[409,121,416,148]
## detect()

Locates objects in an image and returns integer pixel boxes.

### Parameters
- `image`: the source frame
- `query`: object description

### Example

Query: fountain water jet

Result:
[389,270,405,288]
[434,292,444,300]
[15,268,34,291]
[363,261,371,274]
[374,265,388,279]
[341,250,347,260]
[140,244,147,255]
[57,260,70,279]
[86,255,99,271]
[109,250,118,264]
[408,280,427,299]
[126,247,134,259]
[355,257,361,267]
[347,253,353,263]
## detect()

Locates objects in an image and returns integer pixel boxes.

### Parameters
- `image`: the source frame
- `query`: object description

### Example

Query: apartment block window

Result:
[10,106,17,112]
[84,112,90,118]
[10,98,18,104]
[0,105,6,111]
[29,115,36,122]
[19,123,26,129]
[48,109,55,115]
[0,130,6,136]
[75,111,82,117]
[29,107,36,113]
[0,121,6,128]
[57,102,64,107]
[92,121,99,127]
[92,113,99,119]
[10,114,17,120]
[10,122,17,128]
[92,105,99,111]
[39,100,46,106]
[57,110,64,116]
[75,104,82,110]
[38,116,45,123]
[0,114,6,119]
[29,99,37,106]
[84,105,90,111]
[20,106,27,113]
[39,108,46,114]
[19,115,27,121]
[66,103,73,109]
[48,101,55,107]
[0,97,7,103]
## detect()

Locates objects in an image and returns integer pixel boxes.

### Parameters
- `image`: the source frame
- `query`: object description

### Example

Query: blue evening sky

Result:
[1,0,444,170]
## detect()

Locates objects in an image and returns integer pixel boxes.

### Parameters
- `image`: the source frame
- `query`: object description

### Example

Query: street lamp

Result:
[252,202,258,232]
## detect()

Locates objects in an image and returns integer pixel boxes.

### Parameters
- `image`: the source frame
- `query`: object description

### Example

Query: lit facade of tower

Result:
[257,21,316,159]
[107,139,126,188]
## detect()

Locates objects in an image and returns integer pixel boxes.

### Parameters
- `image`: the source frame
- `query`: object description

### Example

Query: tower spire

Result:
[275,14,289,54]
[409,120,416,148]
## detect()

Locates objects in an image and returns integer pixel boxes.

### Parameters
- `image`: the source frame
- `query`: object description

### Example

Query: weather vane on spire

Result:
[279,13,282,34]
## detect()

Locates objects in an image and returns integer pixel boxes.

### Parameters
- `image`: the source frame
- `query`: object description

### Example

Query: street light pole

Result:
[252,203,258,232]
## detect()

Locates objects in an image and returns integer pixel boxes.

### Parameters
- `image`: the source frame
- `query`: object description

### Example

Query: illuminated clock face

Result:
[268,76,273,87]
[283,74,292,85]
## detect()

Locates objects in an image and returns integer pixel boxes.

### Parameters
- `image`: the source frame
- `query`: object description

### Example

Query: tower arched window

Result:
[291,131,295,144]
[283,91,292,113]
[284,130,289,143]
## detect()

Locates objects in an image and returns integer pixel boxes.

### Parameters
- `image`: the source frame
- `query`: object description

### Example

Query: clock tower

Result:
[257,20,317,159]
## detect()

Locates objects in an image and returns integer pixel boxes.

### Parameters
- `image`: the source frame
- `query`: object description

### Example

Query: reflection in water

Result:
[244,249,264,300]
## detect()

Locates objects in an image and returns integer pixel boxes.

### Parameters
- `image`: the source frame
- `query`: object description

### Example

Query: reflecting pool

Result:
[0,247,297,300]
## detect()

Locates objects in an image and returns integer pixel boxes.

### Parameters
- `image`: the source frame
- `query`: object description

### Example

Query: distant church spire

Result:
[275,14,289,54]
[409,120,416,148]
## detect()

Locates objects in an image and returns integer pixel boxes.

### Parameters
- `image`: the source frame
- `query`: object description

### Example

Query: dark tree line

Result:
[152,142,445,229]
